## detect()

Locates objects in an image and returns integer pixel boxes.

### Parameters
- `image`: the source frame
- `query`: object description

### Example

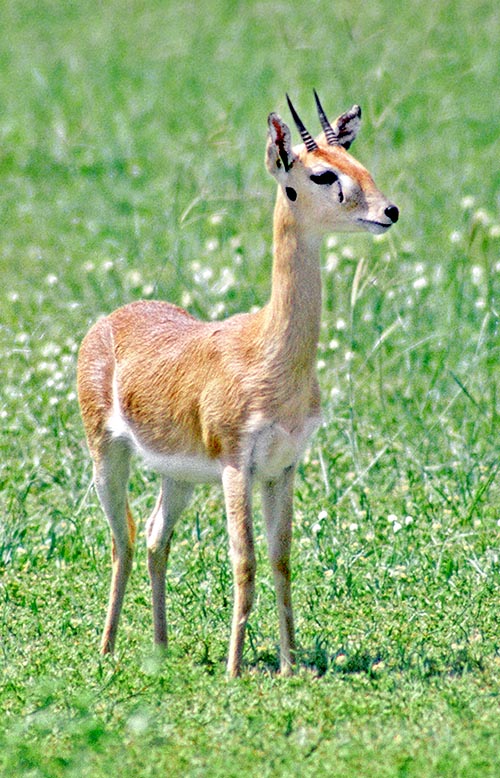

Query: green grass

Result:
[1,0,499,775]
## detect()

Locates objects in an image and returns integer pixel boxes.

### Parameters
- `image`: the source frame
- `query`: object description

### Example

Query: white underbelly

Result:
[137,445,222,483]
[108,374,321,483]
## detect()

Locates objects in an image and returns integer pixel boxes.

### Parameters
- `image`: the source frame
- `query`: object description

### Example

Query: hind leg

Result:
[146,477,193,648]
[93,439,135,654]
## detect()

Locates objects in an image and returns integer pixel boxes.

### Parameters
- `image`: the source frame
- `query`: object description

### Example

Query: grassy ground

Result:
[1,0,499,775]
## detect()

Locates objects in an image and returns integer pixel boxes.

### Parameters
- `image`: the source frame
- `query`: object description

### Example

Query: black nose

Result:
[385,205,399,223]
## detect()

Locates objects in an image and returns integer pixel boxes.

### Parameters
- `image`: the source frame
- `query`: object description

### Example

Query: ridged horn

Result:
[313,89,337,146]
[286,94,318,152]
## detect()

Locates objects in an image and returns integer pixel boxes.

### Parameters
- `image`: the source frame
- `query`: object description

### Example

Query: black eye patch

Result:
[310,170,339,185]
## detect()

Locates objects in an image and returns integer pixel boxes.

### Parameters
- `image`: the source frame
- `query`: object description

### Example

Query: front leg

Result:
[222,464,255,678]
[261,466,296,675]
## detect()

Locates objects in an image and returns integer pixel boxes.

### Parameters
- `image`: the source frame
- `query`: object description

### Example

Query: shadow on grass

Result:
[244,643,486,680]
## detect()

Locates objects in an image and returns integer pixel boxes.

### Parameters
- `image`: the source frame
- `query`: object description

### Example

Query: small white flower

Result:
[348,522,358,532]
[393,521,402,533]
[181,291,192,308]
[311,523,322,535]
[460,195,475,210]
[45,274,58,286]
[329,338,339,350]
[413,277,428,290]
[126,270,143,288]
[473,209,490,225]
[449,231,462,244]
[336,317,347,331]
[471,265,483,285]
[209,212,224,226]
[489,224,500,238]
[387,514,398,523]
[318,510,328,521]
[205,238,219,253]
[325,252,339,272]
[404,515,413,526]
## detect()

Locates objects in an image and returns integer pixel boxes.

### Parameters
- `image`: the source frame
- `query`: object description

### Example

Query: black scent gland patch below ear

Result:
[286,187,297,202]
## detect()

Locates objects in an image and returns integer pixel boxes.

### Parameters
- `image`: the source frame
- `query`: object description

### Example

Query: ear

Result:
[266,112,297,176]
[331,105,361,150]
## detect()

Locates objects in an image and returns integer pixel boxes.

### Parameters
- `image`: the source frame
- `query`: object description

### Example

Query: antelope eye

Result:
[310,170,339,185]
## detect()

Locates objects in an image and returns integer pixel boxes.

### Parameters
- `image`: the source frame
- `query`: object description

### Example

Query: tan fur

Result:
[77,98,398,676]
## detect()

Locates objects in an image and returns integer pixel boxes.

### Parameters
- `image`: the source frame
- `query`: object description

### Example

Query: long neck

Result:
[262,189,323,370]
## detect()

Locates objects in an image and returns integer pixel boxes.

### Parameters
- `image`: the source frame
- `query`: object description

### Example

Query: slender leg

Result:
[222,464,255,678]
[146,477,193,648]
[261,466,296,675]
[93,440,135,654]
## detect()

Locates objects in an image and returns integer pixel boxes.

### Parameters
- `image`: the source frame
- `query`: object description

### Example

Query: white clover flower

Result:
[471,265,483,285]
[318,510,328,521]
[336,317,347,331]
[311,523,322,535]
[387,513,398,523]
[413,277,428,291]
[325,252,339,272]
[329,338,339,350]
[205,238,219,253]
[473,209,490,225]
[209,302,226,320]
[393,521,402,533]
[460,195,475,210]
[349,522,358,532]
[341,246,355,259]
[126,270,143,288]
[45,274,58,286]
[181,291,193,308]
[209,212,224,226]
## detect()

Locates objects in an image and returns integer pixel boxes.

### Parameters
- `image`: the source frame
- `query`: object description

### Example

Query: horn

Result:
[286,94,318,152]
[313,89,337,146]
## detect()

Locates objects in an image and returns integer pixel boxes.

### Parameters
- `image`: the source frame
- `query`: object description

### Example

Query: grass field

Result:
[1,0,499,775]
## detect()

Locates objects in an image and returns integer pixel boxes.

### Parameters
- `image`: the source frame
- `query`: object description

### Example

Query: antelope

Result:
[77,92,399,677]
